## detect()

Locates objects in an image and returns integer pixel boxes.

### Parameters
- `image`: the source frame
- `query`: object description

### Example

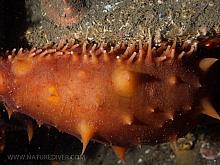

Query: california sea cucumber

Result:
[0,38,219,160]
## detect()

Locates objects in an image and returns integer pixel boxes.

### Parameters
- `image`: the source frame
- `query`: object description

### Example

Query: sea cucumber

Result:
[0,38,219,160]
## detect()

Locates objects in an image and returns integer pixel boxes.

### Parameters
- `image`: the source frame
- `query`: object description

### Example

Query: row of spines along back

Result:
[3,38,198,65]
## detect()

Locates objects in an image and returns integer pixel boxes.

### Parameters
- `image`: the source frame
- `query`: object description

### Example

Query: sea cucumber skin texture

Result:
[0,43,201,147]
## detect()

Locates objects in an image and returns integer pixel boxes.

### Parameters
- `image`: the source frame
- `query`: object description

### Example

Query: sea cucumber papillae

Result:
[0,38,219,160]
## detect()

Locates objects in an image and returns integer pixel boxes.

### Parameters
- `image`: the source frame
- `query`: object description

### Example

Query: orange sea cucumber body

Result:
[0,40,217,157]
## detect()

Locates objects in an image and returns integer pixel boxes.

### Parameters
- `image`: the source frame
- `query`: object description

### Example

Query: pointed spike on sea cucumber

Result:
[130,41,136,52]
[27,120,34,143]
[167,40,176,59]
[90,44,98,64]
[163,45,171,57]
[109,46,114,54]
[70,43,79,50]
[36,120,43,128]
[39,49,54,57]
[113,41,122,52]
[186,43,196,56]
[39,50,47,57]
[62,43,69,51]
[102,50,109,62]
[6,109,13,120]
[72,52,79,62]
[17,48,23,56]
[82,41,87,55]
[83,54,89,63]
[182,39,191,49]
[29,47,37,54]
[116,56,122,63]
[165,112,174,121]
[99,42,105,51]
[46,48,57,54]
[95,42,105,56]
[192,41,198,52]
[35,49,43,55]
[183,105,192,111]
[201,98,220,120]
[112,145,127,160]
[136,40,144,63]
[90,52,98,64]
[123,41,136,59]
[199,58,218,72]
[69,38,75,45]
[5,50,10,56]
[29,48,37,57]
[57,39,66,50]
[127,52,137,64]
[157,123,163,128]
[146,106,155,113]
[122,114,133,125]
[169,48,175,59]
[78,121,95,155]
[6,50,10,56]
[91,43,97,52]
[171,39,177,49]
[122,45,130,59]
[155,56,167,65]
[54,51,64,56]
[167,75,178,86]
[11,48,17,55]
[145,29,152,64]
[177,51,185,60]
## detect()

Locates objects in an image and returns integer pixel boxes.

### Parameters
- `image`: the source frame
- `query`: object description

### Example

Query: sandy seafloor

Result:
[0,0,220,165]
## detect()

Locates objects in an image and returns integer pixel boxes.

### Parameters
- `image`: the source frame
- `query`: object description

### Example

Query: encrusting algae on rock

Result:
[0,35,219,160]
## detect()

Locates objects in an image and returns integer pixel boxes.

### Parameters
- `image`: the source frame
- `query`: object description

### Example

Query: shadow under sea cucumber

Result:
[0,38,219,160]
